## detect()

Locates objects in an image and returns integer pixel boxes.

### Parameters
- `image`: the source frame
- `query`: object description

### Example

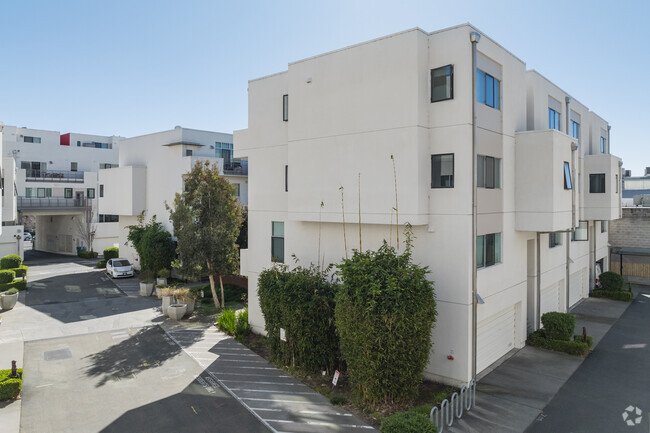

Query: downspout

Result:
[607,125,611,154]
[536,232,541,329]
[619,160,623,219]
[565,97,573,311]
[470,31,480,380]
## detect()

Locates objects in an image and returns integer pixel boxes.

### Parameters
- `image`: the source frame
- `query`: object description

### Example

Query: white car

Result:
[106,258,134,278]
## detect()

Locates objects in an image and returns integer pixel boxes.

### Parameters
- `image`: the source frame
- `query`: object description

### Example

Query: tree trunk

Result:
[208,274,220,310]
[219,274,225,310]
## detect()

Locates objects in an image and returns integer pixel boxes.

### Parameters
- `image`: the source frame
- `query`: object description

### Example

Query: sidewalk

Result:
[448,288,636,432]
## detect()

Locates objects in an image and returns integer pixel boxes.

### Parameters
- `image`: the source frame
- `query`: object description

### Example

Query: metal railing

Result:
[17,196,89,209]
[430,379,477,432]
[25,169,84,182]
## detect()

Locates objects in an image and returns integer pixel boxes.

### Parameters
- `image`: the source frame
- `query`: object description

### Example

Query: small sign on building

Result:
[280,328,286,342]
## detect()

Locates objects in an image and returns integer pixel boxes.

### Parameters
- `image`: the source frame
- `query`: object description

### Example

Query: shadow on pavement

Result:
[23,249,96,267]
[25,272,125,307]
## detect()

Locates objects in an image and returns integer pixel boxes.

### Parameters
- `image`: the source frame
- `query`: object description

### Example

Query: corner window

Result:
[601,221,608,233]
[570,120,580,140]
[589,173,606,193]
[87,188,95,199]
[271,222,285,263]
[548,108,560,130]
[572,221,588,241]
[477,233,501,269]
[99,185,104,198]
[431,65,453,102]
[64,188,73,199]
[476,69,500,109]
[549,232,562,248]
[283,94,288,121]
[563,162,572,190]
[431,154,454,188]
[477,155,501,189]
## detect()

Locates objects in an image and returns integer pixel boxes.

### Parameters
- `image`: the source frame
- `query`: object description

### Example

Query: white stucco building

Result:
[1,125,121,256]
[98,126,248,268]
[235,24,622,386]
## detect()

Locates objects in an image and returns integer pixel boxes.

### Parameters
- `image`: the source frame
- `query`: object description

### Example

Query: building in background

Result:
[98,126,247,268]
[235,24,622,386]
[621,167,650,207]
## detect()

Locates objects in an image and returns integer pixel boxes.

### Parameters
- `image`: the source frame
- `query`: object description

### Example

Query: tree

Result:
[74,208,96,252]
[167,160,242,309]
[126,213,175,272]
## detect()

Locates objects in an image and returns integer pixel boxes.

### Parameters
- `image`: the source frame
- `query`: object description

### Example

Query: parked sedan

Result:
[106,258,134,278]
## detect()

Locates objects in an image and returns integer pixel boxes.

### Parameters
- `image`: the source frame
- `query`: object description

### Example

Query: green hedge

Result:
[0,369,23,401]
[573,334,594,348]
[380,411,437,433]
[10,266,28,279]
[103,247,119,260]
[541,312,575,341]
[0,280,27,292]
[0,255,22,270]
[97,260,107,269]
[599,271,624,291]
[79,251,99,259]
[258,264,340,372]
[591,289,633,302]
[336,235,437,405]
[527,329,590,356]
[0,270,15,284]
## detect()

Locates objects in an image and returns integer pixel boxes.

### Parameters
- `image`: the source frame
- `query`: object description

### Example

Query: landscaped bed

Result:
[0,368,23,401]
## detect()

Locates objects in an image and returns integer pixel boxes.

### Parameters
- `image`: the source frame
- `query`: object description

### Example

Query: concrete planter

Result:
[167,304,187,321]
[161,295,173,316]
[0,292,18,310]
[139,282,154,297]
[183,299,195,317]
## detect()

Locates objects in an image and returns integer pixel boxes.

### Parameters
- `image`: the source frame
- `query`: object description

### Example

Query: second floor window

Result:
[590,173,606,193]
[572,221,588,241]
[431,154,454,188]
[64,188,73,199]
[477,233,501,268]
[477,155,501,189]
[476,69,500,109]
[24,136,41,143]
[570,120,580,139]
[548,108,560,130]
[564,162,572,190]
[600,136,606,153]
[431,65,453,102]
[87,188,95,199]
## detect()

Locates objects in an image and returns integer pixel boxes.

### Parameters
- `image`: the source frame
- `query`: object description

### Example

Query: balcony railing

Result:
[223,160,248,176]
[18,196,89,210]
[25,169,84,182]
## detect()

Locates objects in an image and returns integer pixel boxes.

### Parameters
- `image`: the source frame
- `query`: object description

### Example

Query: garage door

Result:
[569,270,585,308]
[477,306,516,373]
[541,281,561,316]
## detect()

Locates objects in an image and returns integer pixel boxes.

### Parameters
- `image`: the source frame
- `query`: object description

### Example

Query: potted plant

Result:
[173,287,199,317]
[167,303,187,321]
[0,288,19,310]
[157,287,175,316]
[138,270,155,296]
[157,268,170,286]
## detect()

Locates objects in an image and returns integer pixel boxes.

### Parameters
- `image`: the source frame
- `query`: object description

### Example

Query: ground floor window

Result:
[477,233,501,268]
[271,221,284,263]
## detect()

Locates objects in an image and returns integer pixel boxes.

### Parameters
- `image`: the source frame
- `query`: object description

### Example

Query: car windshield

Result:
[114,260,130,267]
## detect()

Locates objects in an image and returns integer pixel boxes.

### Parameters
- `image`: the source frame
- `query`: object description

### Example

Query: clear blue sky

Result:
[1,0,648,175]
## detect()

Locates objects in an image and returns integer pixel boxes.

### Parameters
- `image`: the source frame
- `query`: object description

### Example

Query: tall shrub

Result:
[541,312,575,341]
[126,214,175,272]
[335,228,437,405]
[103,247,119,260]
[0,255,22,270]
[599,271,624,291]
[258,263,339,372]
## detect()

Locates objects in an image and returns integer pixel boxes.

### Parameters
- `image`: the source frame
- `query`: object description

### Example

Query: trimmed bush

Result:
[79,251,99,259]
[527,329,590,356]
[0,280,26,292]
[0,270,15,284]
[97,260,107,269]
[216,309,237,335]
[541,312,575,341]
[573,334,594,348]
[157,268,171,279]
[336,232,437,405]
[591,289,634,302]
[103,247,119,260]
[11,266,28,279]
[599,271,624,291]
[0,255,22,270]
[380,411,437,433]
[0,369,23,401]
[259,264,340,372]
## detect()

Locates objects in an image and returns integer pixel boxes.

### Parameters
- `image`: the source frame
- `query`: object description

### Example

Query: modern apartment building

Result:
[1,125,121,255]
[98,126,248,268]
[234,24,622,386]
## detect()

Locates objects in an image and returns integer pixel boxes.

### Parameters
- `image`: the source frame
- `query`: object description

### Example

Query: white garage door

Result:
[477,306,516,373]
[541,281,561,316]
[569,270,585,308]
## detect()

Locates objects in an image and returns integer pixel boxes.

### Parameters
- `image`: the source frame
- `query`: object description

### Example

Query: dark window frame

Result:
[271,221,284,263]
[285,165,288,192]
[431,153,454,188]
[477,232,501,269]
[431,65,454,103]
[282,94,288,121]
[64,188,73,199]
[99,184,104,198]
[563,161,572,190]
[87,188,95,199]
[589,173,606,193]
[476,69,500,109]
[572,221,588,241]
[549,232,562,248]
[548,108,560,130]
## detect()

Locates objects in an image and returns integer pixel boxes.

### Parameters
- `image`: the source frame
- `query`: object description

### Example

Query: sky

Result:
[1,0,648,175]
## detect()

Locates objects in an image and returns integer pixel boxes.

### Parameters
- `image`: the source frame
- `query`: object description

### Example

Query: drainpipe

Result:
[618,160,623,219]
[536,232,541,329]
[566,142,578,311]
[470,30,480,381]
[607,125,611,154]
[565,97,571,137]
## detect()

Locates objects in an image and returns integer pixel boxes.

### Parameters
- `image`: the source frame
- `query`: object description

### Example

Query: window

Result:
[477,155,501,189]
[572,221,588,241]
[64,188,73,199]
[24,136,41,143]
[71,162,78,172]
[563,162,572,190]
[100,163,117,169]
[215,142,234,167]
[99,214,119,223]
[271,222,284,263]
[431,65,453,102]
[601,221,608,233]
[185,149,193,157]
[87,188,95,199]
[548,108,560,130]
[600,136,606,153]
[570,120,580,140]
[549,232,562,248]
[431,154,454,188]
[477,233,501,269]
[476,69,500,109]
[77,141,81,147]
[616,174,619,193]
[285,165,288,192]
[99,185,104,198]
[283,94,289,121]
[36,188,51,198]
[590,173,606,193]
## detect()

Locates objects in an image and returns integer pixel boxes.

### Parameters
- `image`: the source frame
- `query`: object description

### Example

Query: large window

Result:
[431,65,453,102]
[548,108,560,130]
[564,162,572,190]
[476,69,500,109]
[25,187,52,198]
[572,221,588,241]
[215,142,233,167]
[99,214,119,223]
[282,95,289,121]
[24,136,41,143]
[477,233,501,269]
[590,173,606,193]
[431,154,454,188]
[271,222,285,263]
[549,232,562,248]
[570,120,580,140]
[477,155,501,189]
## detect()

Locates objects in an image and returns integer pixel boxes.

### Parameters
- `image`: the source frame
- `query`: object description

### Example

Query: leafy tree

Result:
[167,160,242,309]
[74,208,96,252]
[126,213,175,272]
